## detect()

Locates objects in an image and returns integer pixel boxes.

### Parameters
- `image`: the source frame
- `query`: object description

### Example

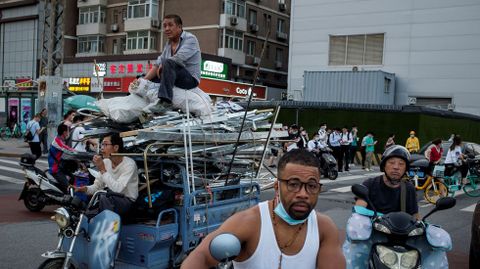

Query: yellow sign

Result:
[68,77,91,92]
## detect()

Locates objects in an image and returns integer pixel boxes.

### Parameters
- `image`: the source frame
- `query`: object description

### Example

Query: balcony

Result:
[276,31,288,41]
[218,48,245,65]
[77,23,107,36]
[220,14,247,32]
[124,17,159,32]
[77,0,107,8]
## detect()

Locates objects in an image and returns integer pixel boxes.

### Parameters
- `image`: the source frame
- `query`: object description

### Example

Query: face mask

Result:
[274,182,308,225]
[410,134,414,137]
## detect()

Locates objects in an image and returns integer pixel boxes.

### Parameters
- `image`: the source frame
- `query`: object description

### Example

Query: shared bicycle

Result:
[408,166,449,204]
[434,159,480,197]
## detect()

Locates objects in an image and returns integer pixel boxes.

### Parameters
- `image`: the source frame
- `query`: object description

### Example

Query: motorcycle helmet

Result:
[380,145,411,172]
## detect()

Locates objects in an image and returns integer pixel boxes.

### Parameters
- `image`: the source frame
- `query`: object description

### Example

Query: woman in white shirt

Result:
[444,135,468,183]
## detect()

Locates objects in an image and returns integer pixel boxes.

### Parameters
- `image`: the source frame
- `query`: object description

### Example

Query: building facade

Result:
[0,0,291,126]
[288,0,480,116]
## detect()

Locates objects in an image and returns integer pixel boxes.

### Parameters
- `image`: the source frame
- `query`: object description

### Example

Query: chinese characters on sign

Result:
[68,77,91,92]
[93,63,107,77]
[200,60,228,80]
[109,63,152,75]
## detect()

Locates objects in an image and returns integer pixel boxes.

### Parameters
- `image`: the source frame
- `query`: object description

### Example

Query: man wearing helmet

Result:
[355,145,419,219]
[405,130,420,153]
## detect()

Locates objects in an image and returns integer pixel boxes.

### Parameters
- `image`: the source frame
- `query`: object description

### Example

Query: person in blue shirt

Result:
[26,114,44,159]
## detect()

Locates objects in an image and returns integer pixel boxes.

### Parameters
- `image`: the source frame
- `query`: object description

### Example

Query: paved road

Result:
[0,157,474,268]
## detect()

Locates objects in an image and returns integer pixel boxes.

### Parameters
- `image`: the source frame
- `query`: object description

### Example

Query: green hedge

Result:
[278,108,480,153]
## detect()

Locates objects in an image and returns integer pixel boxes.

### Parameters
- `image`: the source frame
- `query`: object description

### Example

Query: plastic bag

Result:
[171,87,214,116]
[96,94,148,123]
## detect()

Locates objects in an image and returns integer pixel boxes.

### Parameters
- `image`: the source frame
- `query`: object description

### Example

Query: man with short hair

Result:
[75,133,138,218]
[144,14,201,113]
[26,114,44,159]
[355,145,419,219]
[48,123,75,193]
[181,149,346,269]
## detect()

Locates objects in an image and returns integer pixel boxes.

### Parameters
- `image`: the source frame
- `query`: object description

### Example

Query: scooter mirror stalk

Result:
[422,197,456,222]
[209,233,241,263]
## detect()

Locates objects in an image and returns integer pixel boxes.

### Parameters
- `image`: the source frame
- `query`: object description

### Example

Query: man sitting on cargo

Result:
[75,133,138,219]
[181,149,346,269]
[144,14,201,114]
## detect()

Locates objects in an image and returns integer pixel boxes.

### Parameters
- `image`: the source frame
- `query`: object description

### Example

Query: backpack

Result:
[24,122,34,142]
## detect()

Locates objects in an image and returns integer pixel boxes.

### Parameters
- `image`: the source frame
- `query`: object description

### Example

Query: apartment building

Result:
[65,0,290,99]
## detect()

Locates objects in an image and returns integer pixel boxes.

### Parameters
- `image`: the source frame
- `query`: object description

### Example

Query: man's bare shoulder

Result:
[229,204,261,227]
[315,212,339,235]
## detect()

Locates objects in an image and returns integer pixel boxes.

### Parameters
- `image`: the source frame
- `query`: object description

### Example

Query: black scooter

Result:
[345,184,456,269]
[318,147,338,180]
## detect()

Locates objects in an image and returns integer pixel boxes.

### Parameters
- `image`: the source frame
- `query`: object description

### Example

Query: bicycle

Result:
[436,160,480,197]
[408,166,448,204]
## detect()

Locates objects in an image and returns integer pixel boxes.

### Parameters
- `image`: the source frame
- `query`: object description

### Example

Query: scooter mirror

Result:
[351,184,369,201]
[209,233,241,263]
[435,197,456,211]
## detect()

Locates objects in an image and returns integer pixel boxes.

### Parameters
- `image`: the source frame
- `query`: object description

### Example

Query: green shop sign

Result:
[201,60,228,80]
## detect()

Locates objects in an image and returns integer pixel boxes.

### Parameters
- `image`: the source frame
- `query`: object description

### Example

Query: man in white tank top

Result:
[181,149,346,269]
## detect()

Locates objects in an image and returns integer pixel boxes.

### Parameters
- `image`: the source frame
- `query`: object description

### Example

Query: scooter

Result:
[18,152,94,212]
[318,147,338,180]
[343,184,455,269]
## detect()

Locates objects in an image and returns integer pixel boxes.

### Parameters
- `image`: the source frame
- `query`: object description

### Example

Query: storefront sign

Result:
[7,98,19,125]
[93,63,107,77]
[103,78,122,92]
[3,79,15,90]
[90,77,103,93]
[199,78,266,100]
[201,60,228,80]
[121,77,136,92]
[109,63,153,76]
[68,77,91,92]
[16,78,33,91]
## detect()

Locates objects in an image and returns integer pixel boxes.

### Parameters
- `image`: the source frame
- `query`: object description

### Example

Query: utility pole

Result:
[38,0,66,146]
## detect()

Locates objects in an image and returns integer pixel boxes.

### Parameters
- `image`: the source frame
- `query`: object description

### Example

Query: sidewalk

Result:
[0,138,43,158]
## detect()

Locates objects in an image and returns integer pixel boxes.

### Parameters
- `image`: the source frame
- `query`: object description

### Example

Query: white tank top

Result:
[232,201,319,269]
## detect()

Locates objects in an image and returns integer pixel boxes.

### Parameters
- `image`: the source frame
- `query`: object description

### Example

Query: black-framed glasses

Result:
[101,143,113,148]
[278,178,322,194]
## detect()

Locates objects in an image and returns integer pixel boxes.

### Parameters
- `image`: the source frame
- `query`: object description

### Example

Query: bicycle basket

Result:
[433,165,445,178]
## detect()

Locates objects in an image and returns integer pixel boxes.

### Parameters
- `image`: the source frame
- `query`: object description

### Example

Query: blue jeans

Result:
[158,59,199,103]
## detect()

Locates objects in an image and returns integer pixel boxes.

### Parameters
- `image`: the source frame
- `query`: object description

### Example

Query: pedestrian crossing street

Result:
[0,157,477,212]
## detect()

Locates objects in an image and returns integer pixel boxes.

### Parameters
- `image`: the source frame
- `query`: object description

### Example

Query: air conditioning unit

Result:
[407,97,417,105]
[279,3,286,11]
[111,24,118,32]
[249,24,259,32]
[276,31,288,40]
[230,16,238,26]
[447,103,455,111]
[151,20,160,28]
[275,61,283,69]
[253,57,261,65]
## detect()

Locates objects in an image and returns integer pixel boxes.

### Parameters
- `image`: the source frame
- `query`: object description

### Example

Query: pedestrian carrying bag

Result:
[24,123,34,142]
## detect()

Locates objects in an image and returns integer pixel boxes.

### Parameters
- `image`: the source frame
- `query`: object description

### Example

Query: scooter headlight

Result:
[400,250,419,269]
[376,245,397,267]
[407,227,424,236]
[374,222,391,234]
[53,207,70,228]
[375,245,419,269]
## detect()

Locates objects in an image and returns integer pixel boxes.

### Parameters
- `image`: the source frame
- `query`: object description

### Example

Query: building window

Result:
[329,33,384,65]
[78,36,105,53]
[127,31,156,50]
[275,48,283,62]
[79,7,106,24]
[221,29,243,51]
[247,40,255,56]
[248,9,257,25]
[127,0,158,19]
[223,0,246,18]
[277,18,285,33]
[113,10,118,24]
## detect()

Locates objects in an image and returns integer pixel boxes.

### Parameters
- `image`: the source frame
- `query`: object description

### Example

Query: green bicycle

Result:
[0,123,22,140]
[437,159,480,197]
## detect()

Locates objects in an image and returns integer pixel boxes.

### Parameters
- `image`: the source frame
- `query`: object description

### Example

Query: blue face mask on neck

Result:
[273,183,308,225]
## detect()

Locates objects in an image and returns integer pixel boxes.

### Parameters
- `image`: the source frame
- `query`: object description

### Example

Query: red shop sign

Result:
[103,78,122,92]
[198,78,266,100]
[120,77,136,92]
